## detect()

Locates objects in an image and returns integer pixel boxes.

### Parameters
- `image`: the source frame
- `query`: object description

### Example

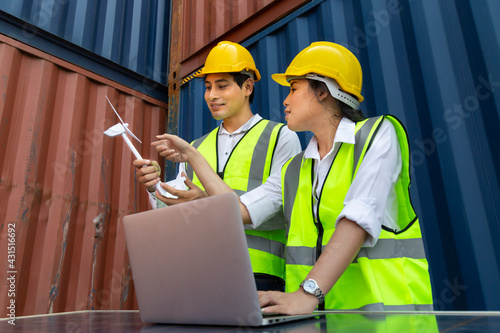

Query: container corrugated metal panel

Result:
[0,0,169,84]
[0,34,166,316]
[182,0,276,59]
[177,0,500,310]
[178,0,310,77]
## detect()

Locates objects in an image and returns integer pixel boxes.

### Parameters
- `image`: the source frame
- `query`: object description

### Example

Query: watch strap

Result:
[300,279,325,304]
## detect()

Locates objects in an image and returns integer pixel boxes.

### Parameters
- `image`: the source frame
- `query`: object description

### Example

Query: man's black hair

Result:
[229,72,255,104]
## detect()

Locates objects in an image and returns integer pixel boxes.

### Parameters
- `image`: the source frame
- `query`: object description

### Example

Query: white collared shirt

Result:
[148,114,302,211]
[241,117,402,247]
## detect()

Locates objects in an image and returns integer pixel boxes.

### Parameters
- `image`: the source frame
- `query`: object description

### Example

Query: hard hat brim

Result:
[271,73,289,86]
[193,68,261,81]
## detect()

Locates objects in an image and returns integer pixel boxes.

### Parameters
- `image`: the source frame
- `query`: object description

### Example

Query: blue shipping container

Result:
[0,0,169,84]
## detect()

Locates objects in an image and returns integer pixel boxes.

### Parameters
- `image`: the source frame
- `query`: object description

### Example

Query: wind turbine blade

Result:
[105,95,142,144]
[106,95,126,125]
[124,126,142,144]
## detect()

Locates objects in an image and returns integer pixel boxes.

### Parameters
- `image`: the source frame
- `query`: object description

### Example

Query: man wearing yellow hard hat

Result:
[133,41,302,291]
[154,41,434,314]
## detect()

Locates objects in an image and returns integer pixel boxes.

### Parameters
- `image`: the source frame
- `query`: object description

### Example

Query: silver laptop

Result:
[123,192,318,327]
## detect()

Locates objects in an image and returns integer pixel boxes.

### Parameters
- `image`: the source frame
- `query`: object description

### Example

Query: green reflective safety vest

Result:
[281,115,433,310]
[186,119,287,280]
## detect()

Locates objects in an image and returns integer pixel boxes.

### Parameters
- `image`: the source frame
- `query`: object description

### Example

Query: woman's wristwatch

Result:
[300,279,325,304]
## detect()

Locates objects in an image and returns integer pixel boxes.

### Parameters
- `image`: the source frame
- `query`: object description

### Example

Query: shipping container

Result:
[0,0,171,317]
[0,0,170,85]
[179,0,310,77]
[0,33,167,316]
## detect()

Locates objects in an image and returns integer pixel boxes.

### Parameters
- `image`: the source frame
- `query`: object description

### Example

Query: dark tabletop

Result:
[2,310,500,332]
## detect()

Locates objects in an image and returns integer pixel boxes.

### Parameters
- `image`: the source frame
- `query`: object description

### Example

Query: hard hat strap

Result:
[287,73,360,110]
[241,70,255,81]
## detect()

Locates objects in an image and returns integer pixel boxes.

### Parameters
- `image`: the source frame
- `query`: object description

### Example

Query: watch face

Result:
[304,280,317,292]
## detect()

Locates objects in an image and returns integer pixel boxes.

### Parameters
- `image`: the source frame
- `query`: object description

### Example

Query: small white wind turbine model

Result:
[103,96,185,198]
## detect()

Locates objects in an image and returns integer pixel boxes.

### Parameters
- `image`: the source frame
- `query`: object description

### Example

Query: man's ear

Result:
[244,78,254,97]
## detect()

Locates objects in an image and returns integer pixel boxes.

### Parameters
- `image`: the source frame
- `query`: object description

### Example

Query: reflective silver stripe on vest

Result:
[247,121,281,191]
[233,189,246,197]
[352,116,382,178]
[246,234,285,260]
[186,132,212,180]
[344,302,434,311]
[283,151,304,233]
[286,238,426,266]
[355,238,426,261]
[286,245,316,266]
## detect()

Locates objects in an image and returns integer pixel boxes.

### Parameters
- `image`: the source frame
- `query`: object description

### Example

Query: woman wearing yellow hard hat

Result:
[156,41,433,314]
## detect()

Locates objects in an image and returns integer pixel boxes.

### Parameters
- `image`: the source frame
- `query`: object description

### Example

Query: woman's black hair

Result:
[229,72,255,104]
[308,79,365,122]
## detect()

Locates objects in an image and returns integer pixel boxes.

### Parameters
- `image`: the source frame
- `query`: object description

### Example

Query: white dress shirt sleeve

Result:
[240,171,284,229]
[336,120,402,247]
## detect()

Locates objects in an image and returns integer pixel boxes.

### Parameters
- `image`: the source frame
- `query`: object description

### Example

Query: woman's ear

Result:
[317,88,329,102]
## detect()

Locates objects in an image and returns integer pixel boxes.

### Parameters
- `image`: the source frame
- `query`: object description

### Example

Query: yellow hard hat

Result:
[195,41,261,81]
[272,42,363,103]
